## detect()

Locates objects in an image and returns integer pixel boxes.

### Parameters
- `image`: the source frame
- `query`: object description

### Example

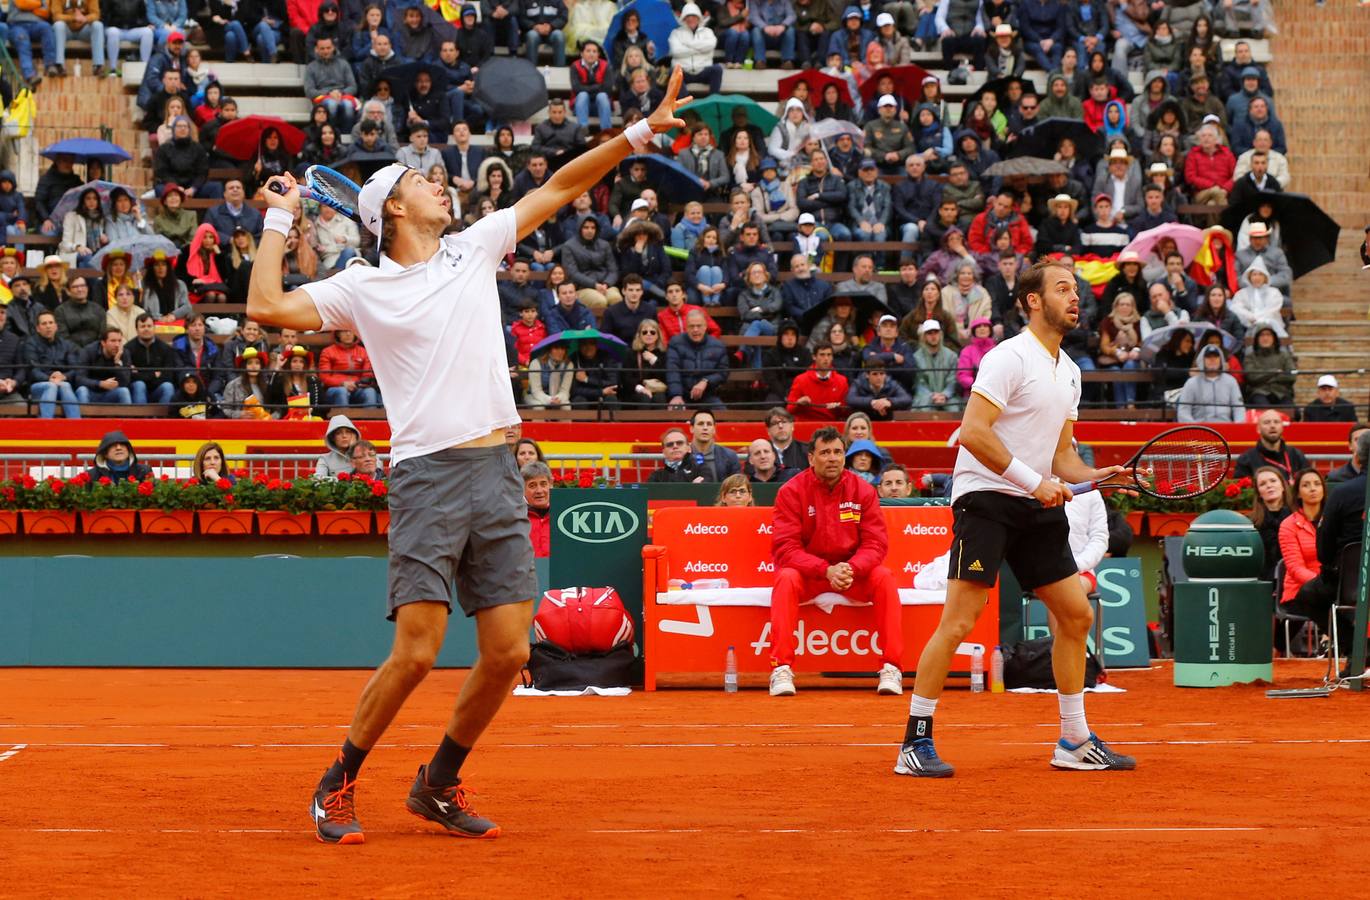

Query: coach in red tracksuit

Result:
[767,425,904,695]
[786,343,850,421]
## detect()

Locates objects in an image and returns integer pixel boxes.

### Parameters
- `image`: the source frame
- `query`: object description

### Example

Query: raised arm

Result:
[513,67,692,242]
[246,171,326,331]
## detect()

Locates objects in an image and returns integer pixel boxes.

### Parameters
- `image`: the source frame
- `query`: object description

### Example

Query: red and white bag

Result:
[533,587,635,655]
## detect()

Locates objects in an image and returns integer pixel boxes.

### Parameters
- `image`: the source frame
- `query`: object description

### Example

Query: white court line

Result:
[0,744,26,763]
[0,721,1165,731]
[18,825,1275,837]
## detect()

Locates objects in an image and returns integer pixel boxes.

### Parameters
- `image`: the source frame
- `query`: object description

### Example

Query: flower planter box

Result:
[0,511,17,535]
[315,510,372,536]
[1125,511,1146,537]
[198,509,255,535]
[80,509,138,535]
[1148,512,1198,537]
[256,511,314,536]
[375,511,390,535]
[139,510,196,535]
[21,510,79,535]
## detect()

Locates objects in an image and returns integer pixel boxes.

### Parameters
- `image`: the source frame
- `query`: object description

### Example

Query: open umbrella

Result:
[619,155,706,202]
[779,69,853,107]
[91,236,180,272]
[983,156,1067,178]
[1139,322,1240,363]
[215,115,307,161]
[1006,117,1102,161]
[1124,222,1206,265]
[1220,191,1341,280]
[857,64,933,106]
[677,95,778,137]
[530,328,630,361]
[809,117,864,148]
[475,57,548,123]
[50,180,139,224]
[381,60,450,103]
[40,138,131,165]
[799,290,891,336]
[603,0,677,63]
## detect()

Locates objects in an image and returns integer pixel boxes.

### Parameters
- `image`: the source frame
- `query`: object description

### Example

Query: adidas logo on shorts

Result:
[968,560,984,572]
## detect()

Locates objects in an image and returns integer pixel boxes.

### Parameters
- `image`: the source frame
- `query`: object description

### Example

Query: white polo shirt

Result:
[303,208,521,465]
[951,329,1080,501]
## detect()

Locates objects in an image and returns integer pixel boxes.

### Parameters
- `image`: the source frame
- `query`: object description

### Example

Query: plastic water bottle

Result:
[990,645,1005,693]
[724,646,738,693]
[970,646,985,693]
[693,578,730,589]
[74,61,82,78]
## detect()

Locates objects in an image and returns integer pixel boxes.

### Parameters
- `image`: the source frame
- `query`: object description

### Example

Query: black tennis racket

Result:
[1067,425,1232,500]
[267,165,362,219]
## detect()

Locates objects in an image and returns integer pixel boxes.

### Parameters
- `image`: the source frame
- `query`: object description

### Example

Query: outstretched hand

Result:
[647,67,694,135]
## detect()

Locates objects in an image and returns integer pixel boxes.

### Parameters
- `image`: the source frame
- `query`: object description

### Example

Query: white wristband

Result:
[263,207,294,237]
[1002,458,1043,494]
[624,119,654,153]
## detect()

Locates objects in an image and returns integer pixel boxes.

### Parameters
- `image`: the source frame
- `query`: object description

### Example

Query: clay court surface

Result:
[4,663,1368,897]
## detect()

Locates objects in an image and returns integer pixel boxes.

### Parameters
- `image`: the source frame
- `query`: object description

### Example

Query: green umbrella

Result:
[676,95,779,138]
[530,328,631,361]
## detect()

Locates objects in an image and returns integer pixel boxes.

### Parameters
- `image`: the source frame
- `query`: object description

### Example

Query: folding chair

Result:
[1021,589,1106,676]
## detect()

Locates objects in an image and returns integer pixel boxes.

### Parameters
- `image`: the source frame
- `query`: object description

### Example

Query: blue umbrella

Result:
[618,154,706,203]
[40,138,132,164]
[603,0,677,64]
[530,329,631,361]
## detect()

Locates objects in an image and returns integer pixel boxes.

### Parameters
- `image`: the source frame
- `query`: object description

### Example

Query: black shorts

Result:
[948,490,1078,591]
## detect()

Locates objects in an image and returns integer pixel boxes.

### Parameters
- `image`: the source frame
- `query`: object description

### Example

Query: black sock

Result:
[426,735,471,786]
[903,715,933,745]
[321,738,369,788]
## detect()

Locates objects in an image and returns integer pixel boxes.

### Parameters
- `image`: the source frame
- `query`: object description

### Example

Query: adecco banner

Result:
[549,487,650,629]
[643,506,998,687]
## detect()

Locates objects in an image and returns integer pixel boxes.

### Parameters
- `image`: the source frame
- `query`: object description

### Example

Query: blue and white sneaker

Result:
[1050,733,1137,771]
[893,738,955,778]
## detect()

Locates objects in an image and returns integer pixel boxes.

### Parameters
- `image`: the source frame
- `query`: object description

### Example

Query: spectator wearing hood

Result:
[1224,65,1275,124]
[104,188,152,246]
[1229,96,1285,157]
[846,359,912,421]
[617,220,670,299]
[86,430,153,483]
[827,6,874,65]
[303,0,342,59]
[1130,71,1174,141]
[955,316,996,396]
[1230,257,1285,338]
[1038,72,1084,120]
[314,414,360,478]
[911,318,961,411]
[560,216,620,311]
[768,99,812,173]
[763,319,812,402]
[1241,324,1294,408]
[1178,343,1244,423]
[670,3,723,96]
[0,169,27,235]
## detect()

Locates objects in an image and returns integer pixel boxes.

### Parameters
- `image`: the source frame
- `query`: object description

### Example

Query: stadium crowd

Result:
[0,0,1328,423]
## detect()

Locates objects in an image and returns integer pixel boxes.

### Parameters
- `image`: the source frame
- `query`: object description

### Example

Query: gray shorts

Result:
[386,445,538,620]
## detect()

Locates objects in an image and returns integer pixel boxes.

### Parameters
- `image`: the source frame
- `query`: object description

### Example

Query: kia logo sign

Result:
[557,501,641,544]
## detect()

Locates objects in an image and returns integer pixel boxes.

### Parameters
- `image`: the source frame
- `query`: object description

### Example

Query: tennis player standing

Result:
[893,260,1138,778]
[248,70,693,844]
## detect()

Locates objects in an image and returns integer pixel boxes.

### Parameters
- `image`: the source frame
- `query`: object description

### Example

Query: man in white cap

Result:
[864,93,914,174]
[911,318,961,411]
[670,3,722,95]
[248,69,693,847]
[874,11,913,65]
[1303,375,1358,424]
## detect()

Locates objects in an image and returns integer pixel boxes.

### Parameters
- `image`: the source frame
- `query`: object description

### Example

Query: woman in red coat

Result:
[1277,467,1340,653]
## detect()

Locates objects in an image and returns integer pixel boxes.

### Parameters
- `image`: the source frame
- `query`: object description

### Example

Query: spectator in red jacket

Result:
[966,191,1033,256]
[1184,124,1237,205]
[787,343,850,421]
[510,303,548,367]
[767,426,904,696]
[523,460,553,558]
[318,329,379,407]
[657,282,721,344]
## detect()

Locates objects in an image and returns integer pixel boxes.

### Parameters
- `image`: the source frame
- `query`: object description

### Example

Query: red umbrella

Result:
[215,115,307,162]
[778,68,855,108]
[858,64,933,106]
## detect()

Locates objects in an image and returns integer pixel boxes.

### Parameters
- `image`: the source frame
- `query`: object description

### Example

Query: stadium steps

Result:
[1271,0,1370,411]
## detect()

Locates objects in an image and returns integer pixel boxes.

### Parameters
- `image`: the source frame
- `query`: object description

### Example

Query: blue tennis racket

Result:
[1067,425,1231,499]
[268,165,361,218]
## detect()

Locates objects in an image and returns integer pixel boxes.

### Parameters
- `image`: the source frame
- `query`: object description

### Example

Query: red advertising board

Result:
[642,506,999,689]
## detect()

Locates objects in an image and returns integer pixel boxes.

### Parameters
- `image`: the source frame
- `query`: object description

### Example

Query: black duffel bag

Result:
[523,640,638,691]
[1001,637,1103,690]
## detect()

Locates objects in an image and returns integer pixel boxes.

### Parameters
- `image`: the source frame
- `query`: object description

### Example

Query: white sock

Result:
[908,694,939,718]
[1058,692,1089,744]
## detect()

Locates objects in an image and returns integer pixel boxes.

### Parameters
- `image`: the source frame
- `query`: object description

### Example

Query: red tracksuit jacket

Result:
[771,468,888,580]
[786,366,850,420]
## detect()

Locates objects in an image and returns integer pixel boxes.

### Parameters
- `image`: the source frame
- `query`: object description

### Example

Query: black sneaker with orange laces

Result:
[405,765,501,838]
[311,774,365,844]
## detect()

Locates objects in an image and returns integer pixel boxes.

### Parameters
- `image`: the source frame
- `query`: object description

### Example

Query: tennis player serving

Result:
[894,259,1138,778]
[248,69,692,844]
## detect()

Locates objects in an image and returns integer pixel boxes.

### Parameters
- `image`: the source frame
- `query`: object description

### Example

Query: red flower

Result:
[282,480,293,491]
[233,468,249,479]
[161,474,170,481]
[1237,477,1252,489]
[371,481,387,497]
[128,476,138,483]
[21,475,36,490]
[98,477,113,486]
[1154,479,1173,495]
[50,479,65,494]
[223,493,235,505]
[216,478,232,491]
[71,472,91,486]
[578,471,594,488]
[267,478,282,491]
[181,480,195,490]
[2,487,15,503]
[253,474,268,485]
[1223,483,1241,498]
[137,481,155,497]
[337,472,351,481]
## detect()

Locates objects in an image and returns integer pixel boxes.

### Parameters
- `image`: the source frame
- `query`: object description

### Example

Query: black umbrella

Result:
[1007,117,1103,161]
[381,60,450,103]
[475,57,548,123]
[799,290,891,336]
[1220,191,1341,279]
